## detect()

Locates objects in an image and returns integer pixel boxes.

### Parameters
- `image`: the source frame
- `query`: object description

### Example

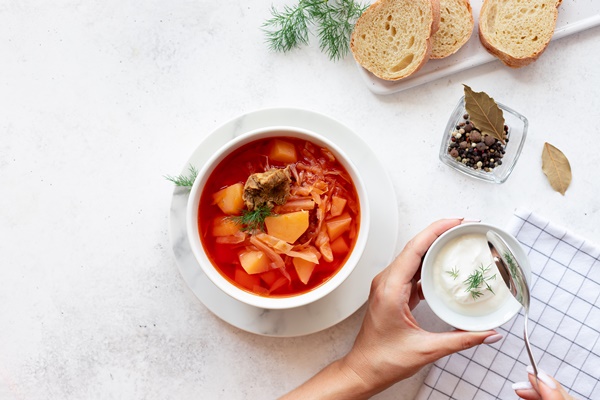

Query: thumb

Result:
[425,330,502,362]
[527,367,571,400]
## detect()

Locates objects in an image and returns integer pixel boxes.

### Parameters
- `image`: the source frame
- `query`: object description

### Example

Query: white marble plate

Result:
[169,108,398,337]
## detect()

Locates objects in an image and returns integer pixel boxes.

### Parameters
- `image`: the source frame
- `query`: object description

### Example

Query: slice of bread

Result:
[479,0,562,68]
[350,0,441,81]
[431,0,474,59]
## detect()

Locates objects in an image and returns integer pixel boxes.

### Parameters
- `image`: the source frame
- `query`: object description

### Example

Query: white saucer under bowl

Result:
[168,107,399,337]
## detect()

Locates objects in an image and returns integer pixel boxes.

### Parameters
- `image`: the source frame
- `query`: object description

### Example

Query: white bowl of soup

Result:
[186,126,370,309]
[421,223,530,331]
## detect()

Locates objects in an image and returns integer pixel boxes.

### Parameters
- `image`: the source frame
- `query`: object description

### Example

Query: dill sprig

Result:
[464,264,497,300]
[165,165,198,187]
[504,251,519,278]
[446,266,460,280]
[504,251,525,303]
[228,206,273,233]
[263,0,369,61]
[263,1,314,53]
[315,0,366,60]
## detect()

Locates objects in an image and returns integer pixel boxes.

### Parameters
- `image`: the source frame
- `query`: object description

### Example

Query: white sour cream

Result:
[432,233,510,316]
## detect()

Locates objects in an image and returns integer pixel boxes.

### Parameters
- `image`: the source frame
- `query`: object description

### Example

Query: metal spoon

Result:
[486,230,539,379]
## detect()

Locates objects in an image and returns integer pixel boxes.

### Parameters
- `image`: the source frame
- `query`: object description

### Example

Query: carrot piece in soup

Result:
[330,196,347,217]
[212,216,241,237]
[293,258,316,285]
[330,236,349,255]
[234,267,261,290]
[212,183,244,215]
[264,210,309,244]
[326,212,352,241]
[270,139,297,163]
[239,250,271,275]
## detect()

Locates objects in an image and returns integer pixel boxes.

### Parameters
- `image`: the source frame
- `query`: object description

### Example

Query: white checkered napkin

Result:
[415,209,600,400]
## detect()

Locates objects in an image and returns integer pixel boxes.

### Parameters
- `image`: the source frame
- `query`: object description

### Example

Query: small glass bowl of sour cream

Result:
[421,223,531,331]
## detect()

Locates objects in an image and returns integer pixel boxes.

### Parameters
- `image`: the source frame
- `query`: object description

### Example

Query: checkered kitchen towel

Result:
[415,209,600,400]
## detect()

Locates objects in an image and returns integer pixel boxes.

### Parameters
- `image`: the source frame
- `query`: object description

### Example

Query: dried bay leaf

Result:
[542,142,572,195]
[463,85,506,143]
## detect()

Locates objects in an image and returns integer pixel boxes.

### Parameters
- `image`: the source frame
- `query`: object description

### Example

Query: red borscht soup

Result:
[197,136,361,297]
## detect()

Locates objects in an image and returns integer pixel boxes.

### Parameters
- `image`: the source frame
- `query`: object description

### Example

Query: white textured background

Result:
[1,1,599,399]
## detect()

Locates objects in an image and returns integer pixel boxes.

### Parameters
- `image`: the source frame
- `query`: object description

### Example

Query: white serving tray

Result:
[357,0,600,95]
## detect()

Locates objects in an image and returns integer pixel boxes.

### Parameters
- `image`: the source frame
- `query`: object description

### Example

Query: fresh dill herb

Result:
[164,165,198,187]
[263,0,369,61]
[446,266,460,280]
[315,0,366,60]
[503,250,525,302]
[228,205,273,233]
[504,251,519,278]
[263,1,314,53]
[464,264,497,300]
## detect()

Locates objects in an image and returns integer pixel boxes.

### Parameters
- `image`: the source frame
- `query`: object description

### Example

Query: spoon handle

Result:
[524,311,539,379]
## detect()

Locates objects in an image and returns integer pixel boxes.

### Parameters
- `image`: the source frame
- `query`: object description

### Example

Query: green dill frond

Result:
[484,280,495,295]
[262,2,313,52]
[315,6,352,61]
[446,266,460,280]
[484,273,496,294]
[228,206,273,233]
[464,263,497,300]
[263,0,368,61]
[313,0,368,61]
[504,251,519,278]
[164,165,199,187]
[464,269,484,296]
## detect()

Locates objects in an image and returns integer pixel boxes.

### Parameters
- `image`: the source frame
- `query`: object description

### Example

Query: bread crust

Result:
[351,0,441,81]
[430,0,441,36]
[478,0,561,68]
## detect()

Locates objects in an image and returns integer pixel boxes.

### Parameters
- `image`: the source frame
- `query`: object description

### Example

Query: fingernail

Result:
[526,365,535,375]
[483,334,503,344]
[512,381,533,390]
[537,371,557,390]
[525,366,557,390]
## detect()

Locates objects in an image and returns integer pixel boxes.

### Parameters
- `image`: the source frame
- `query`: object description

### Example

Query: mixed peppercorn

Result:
[447,113,509,172]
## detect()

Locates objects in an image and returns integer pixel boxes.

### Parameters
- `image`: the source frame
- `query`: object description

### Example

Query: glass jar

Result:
[439,96,528,184]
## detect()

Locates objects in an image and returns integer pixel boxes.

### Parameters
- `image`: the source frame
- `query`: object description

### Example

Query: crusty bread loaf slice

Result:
[350,0,441,81]
[431,0,474,59]
[479,0,561,68]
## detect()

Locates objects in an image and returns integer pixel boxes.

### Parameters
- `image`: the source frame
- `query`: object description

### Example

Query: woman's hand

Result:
[513,367,575,400]
[280,219,502,400]
[340,219,502,396]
